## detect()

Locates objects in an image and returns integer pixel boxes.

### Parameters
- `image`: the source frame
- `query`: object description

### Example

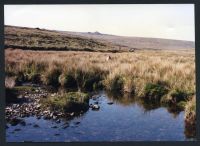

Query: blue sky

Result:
[4,4,195,41]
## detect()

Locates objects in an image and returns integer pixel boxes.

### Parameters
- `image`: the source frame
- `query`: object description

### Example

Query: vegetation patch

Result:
[170,89,189,103]
[74,68,105,91]
[15,72,27,85]
[41,92,90,113]
[42,67,62,87]
[184,97,196,138]
[104,74,124,93]
[59,72,77,89]
[143,82,169,101]
[161,89,192,109]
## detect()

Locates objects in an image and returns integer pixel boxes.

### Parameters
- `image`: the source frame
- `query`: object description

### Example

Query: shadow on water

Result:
[105,91,182,117]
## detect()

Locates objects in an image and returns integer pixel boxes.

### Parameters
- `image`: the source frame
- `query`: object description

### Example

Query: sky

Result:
[4,4,195,41]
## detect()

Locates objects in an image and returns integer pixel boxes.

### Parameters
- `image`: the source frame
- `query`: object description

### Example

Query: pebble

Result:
[33,124,39,128]
[51,126,58,129]
[51,93,56,97]
[14,128,21,131]
[107,102,114,105]
[91,104,100,110]
[56,119,61,123]
[70,112,74,116]
[94,101,99,104]
[63,125,69,129]
[74,121,80,125]
[20,121,26,126]
[10,118,24,126]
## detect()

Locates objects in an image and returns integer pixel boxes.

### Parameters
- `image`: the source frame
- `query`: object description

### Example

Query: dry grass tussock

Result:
[5,48,195,94]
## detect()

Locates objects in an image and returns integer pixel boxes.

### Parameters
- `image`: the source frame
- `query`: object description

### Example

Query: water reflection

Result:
[105,91,196,139]
[184,123,196,139]
[105,91,136,106]
[6,89,196,141]
[105,91,183,117]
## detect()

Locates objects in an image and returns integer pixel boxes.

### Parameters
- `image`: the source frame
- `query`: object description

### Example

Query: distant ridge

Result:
[62,31,195,50]
[5,25,195,51]
[87,31,103,35]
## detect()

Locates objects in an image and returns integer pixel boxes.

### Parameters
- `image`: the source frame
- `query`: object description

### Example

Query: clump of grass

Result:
[161,89,191,108]
[41,92,89,113]
[29,73,41,83]
[15,71,26,85]
[104,73,124,93]
[59,71,77,89]
[184,96,196,138]
[185,97,196,124]
[82,71,103,91]
[177,101,187,110]
[13,86,36,92]
[123,76,135,94]
[74,67,104,91]
[42,67,62,87]
[143,81,169,101]
[170,89,189,102]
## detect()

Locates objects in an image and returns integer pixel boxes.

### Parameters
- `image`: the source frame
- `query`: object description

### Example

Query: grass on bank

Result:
[40,92,90,113]
[184,96,196,138]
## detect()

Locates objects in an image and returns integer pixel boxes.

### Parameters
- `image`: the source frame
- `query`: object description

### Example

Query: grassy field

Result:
[5,48,195,99]
[5,48,196,137]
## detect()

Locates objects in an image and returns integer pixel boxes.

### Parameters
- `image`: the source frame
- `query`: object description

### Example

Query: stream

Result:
[6,90,193,142]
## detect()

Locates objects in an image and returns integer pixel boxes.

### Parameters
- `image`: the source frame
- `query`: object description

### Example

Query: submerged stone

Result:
[91,104,100,110]
[107,102,114,105]
[10,118,24,126]
[33,124,39,128]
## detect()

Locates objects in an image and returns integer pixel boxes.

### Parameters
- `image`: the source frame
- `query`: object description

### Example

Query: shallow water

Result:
[6,91,192,142]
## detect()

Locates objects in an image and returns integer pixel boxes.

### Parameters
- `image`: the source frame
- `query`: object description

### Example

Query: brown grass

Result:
[5,48,196,131]
[5,48,195,94]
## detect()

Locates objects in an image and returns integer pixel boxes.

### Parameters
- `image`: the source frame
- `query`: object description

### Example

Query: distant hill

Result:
[62,31,195,50]
[4,25,194,52]
[4,25,117,52]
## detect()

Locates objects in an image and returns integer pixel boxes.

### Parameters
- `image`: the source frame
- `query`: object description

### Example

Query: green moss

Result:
[41,92,89,113]
[144,82,168,101]
[161,89,191,106]
[13,86,36,91]
[177,101,187,110]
